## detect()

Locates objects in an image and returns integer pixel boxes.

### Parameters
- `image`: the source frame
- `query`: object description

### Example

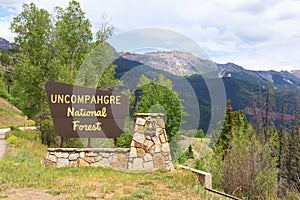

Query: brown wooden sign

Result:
[45,81,128,138]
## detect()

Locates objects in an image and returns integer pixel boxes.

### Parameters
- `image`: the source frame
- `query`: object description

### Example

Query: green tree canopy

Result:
[131,75,182,141]
[53,0,93,83]
[10,1,117,146]
[10,2,55,119]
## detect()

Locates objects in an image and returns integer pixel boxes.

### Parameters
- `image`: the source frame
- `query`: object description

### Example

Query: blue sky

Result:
[0,0,300,71]
[0,5,14,17]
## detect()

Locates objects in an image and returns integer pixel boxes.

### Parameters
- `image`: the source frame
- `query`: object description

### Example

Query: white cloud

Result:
[0,16,15,41]
[0,0,300,71]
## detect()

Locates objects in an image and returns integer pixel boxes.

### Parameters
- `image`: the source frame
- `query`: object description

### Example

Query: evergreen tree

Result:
[277,93,286,194]
[203,105,278,199]
[187,144,194,159]
[284,97,300,194]
[222,120,277,199]
[215,99,233,156]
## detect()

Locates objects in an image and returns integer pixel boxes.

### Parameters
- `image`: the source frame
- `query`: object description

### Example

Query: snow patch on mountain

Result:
[258,73,274,83]
[283,78,293,85]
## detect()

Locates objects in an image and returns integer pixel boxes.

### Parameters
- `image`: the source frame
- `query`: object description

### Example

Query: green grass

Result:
[0,130,227,199]
[0,194,8,198]
[131,188,152,198]
[5,129,41,142]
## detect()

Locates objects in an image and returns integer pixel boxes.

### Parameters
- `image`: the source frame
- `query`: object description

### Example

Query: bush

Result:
[177,145,194,164]
[0,89,18,106]
[64,138,84,148]
[116,132,131,148]
[181,129,205,138]
[131,188,152,199]
[6,135,17,145]
[5,129,41,142]
[195,129,205,138]
[10,125,20,131]
[287,191,300,200]
[194,159,203,170]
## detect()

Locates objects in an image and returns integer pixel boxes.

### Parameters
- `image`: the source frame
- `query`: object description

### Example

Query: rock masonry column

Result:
[128,113,174,170]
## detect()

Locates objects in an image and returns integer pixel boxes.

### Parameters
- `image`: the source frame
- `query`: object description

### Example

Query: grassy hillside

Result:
[177,136,212,157]
[0,130,227,199]
[0,97,34,128]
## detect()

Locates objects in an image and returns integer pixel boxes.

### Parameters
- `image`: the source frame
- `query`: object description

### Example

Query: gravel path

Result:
[0,128,9,159]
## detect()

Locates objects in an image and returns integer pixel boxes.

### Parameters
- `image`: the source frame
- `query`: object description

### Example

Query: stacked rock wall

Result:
[128,113,173,170]
[45,148,130,169]
[45,113,173,170]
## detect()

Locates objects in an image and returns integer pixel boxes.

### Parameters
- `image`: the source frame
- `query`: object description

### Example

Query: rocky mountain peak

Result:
[120,51,217,76]
[0,37,13,49]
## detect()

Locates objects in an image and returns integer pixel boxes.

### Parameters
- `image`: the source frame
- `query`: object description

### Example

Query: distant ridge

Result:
[291,70,300,79]
[0,37,13,49]
[120,51,300,88]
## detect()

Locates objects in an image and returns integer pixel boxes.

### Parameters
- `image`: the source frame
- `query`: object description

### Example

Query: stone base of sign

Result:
[45,148,130,168]
[127,113,173,170]
[44,113,174,170]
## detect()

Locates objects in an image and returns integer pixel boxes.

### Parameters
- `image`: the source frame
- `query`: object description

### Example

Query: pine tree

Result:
[187,145,194,159]
[204,107,278,199]
[215,99,233,156]
[263,84,272,144]
[278,93,286,195]
[285,97,300,194]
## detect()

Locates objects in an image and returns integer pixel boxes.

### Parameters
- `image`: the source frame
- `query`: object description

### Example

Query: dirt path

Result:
[2,188,66,200]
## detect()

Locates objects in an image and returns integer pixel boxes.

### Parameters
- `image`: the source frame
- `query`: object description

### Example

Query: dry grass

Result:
[0,98,34,128]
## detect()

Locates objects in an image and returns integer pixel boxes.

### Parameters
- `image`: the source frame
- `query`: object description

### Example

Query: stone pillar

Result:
[128,113,174,170]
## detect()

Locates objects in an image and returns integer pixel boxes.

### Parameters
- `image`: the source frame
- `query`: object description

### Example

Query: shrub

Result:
[195,129,205,138]
[116,132,131,148]
[177,145,194,164]
[5,129,41,142]
[6,135,17,145]
[131,188,152,199]
[10,125,20,131]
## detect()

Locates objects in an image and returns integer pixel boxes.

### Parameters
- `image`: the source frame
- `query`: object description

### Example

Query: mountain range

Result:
[120,51,300,89]
[115,51,299,132]
[1,37,298,132]
[2,37,298,88]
